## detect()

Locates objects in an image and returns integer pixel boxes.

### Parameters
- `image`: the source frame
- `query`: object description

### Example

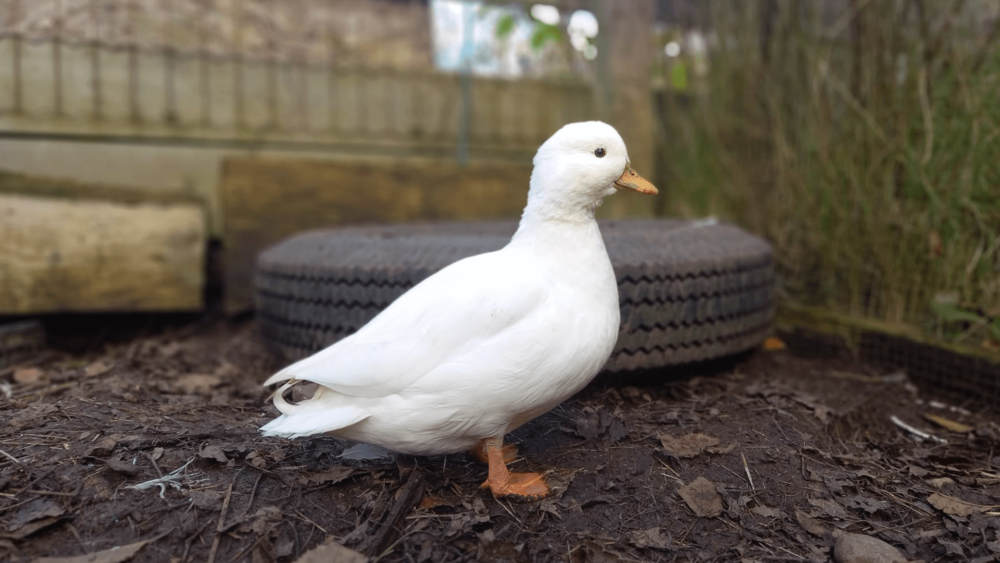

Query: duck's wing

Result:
[263,250,548,398]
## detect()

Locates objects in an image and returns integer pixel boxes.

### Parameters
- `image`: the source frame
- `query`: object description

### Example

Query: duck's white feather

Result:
[263,250,547,398]
[261,120,636,455]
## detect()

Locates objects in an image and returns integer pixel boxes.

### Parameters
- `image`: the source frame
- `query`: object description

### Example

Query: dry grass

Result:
[656,0,1000,345]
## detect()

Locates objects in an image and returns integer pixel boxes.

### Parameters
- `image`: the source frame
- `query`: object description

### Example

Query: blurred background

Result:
[0,0,998,359]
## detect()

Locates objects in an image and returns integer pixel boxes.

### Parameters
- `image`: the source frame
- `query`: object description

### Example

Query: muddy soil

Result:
[1,318,998,562]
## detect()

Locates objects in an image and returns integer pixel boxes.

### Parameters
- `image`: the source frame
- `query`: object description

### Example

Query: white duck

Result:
[261,121,657,499]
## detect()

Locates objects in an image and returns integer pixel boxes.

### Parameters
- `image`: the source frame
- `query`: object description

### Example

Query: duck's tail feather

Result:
[260,381,369,439]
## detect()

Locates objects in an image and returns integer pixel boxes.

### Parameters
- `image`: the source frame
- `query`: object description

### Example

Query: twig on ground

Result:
[206,481,234,563]
[0,448,22,465]
[294,509,330,535]
[242,472,264,519]
[890,415,947,444]
[741,453,756,491]
[145,452,164,478]
[366,468,425,556]
[181,519,213,563]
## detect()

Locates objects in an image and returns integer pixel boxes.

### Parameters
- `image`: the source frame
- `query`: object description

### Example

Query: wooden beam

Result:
[0,193,205,313]
[219,156,532,312]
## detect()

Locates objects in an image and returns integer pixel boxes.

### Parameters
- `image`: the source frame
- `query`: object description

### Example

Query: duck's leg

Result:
[479,436,549,499]
[469,439,518,464]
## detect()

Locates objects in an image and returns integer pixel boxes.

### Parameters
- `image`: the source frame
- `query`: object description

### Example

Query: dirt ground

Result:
[2,317,999,563]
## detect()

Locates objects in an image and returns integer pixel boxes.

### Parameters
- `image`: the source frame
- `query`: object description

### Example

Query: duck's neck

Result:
[510,201,605,251]
[516,170,611,227]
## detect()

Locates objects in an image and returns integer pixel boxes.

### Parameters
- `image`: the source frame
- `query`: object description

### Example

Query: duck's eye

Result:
[594,148,606,158]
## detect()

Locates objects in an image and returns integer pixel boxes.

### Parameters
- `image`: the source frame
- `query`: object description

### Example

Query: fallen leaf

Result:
[419,495,455,509]
[575,407,623,442]
[844,496,890,514]
[173,374,221,395]
[3,517,62,540]
[678,477,723,518]
[628,527,670,550]
[291,536,367,563]
[340,443,393,461]
[750,505,780,519]
[239,507,283,536]
[936,538,964,556]
[763,337,786,350]
[32,538,153,563]
[106,453,141,475]
[300,466,356,486]
[86,435,120,457]
[84,361,112,377]
[927,477,955,489]
[190,490,223,510]
[568,540,621,563]
[706,443,737,455]
[790,393,834,423]
[795,509,826,536]
[812,404,834,423]
[10,404,58,428]
[923,414,973,434]
[807,498,848,520]
[659,433,720,458]
[927,492,997,517]
[246,451,267,469]
[13,367,43,384]
[198,444,228,463]
[8,499,64,532]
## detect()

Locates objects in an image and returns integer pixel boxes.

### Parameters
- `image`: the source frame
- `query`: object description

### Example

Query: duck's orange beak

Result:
[614,163,658,195]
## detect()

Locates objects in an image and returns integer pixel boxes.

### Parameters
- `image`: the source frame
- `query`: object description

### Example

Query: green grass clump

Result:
[656,0,1000,347]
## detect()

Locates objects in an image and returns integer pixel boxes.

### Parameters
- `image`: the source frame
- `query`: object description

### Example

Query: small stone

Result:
[834,534,906,563]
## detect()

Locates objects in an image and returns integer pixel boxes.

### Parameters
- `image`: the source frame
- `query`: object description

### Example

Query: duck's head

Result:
[524,121,657,223]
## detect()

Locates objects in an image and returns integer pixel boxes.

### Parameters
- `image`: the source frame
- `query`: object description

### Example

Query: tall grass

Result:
[656,0,1000,346]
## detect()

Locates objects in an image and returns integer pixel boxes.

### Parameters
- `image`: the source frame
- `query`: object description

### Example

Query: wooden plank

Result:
[0,194,205,313]
[220,156,532,312]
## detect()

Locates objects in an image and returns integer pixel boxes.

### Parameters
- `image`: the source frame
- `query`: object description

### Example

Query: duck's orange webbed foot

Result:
[478,437,550,500]
[470,440,518,464]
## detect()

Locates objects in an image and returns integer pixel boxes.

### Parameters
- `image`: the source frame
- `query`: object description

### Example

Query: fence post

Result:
[10,0,22,114]
[592,0,656,218]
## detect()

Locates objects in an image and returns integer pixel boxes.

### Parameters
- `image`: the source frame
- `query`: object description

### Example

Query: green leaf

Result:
[989,319,1000,342]
[671,62,689,90]
[930,301,984,324]
[495,13,516,39]
[529,24,562,52]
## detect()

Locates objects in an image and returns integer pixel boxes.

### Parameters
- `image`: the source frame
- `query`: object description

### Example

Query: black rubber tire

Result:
[255,220,774,372]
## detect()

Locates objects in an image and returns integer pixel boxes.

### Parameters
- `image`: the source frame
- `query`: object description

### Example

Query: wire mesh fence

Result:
[0,0,595,154]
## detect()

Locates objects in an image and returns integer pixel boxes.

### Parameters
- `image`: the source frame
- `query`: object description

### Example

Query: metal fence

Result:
[0,0,595,156]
